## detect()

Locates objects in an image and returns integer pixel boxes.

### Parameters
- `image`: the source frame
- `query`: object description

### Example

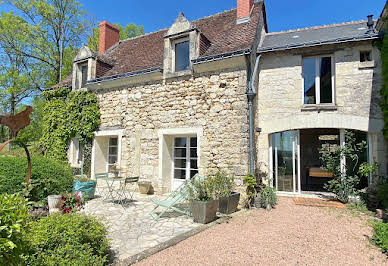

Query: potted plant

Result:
[187,176,218,224]
[212,170,240,214]
[257,186,278,210]
[73,175,97,200]
[47,195,61,213]
[138,181,152,194]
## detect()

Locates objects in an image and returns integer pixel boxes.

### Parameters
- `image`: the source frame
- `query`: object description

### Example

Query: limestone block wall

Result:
[256,41,386,179]
[95,69,249,192]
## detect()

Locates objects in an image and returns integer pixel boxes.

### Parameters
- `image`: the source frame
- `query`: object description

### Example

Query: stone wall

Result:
[255,41,387,181]
[94,69,249,192]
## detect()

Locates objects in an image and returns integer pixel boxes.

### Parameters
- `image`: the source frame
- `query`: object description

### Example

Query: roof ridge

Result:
[266,20,368,36]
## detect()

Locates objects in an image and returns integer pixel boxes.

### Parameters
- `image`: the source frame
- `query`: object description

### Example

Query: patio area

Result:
[82,192,201,263]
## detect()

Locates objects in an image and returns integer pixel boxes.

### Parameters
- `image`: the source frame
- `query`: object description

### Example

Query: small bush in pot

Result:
[187,176,218,224]
[211,170,240,214]
[258,186,277,210]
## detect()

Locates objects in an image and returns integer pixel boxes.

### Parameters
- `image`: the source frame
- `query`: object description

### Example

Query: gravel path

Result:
[137,197,387,266]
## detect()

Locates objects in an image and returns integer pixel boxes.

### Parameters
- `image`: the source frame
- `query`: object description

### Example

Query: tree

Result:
[0,0,90,88]
[87,23,144,52]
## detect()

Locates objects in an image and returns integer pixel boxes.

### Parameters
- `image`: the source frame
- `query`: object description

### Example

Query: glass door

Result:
[172,136,198,190]
[271,130,300,193]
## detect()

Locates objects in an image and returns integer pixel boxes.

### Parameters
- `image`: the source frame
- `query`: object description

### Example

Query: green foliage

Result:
[41,87,100,174]
[87,22,144,51]
[24,213,110,265]
[320,131,367,203]
[0,156,73,203]
[372,222,388,253]
[209,170,235,198]
[0,194,29,265]
[381,24,388,141]
[186,176,214,202]
[258,186,278,209]
[376,183,388,209]
[243,174,257,208]
[58,192,84,214]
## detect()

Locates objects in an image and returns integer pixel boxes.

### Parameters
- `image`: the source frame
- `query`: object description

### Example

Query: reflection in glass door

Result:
[271,131,300,193]
[172,137,198,190]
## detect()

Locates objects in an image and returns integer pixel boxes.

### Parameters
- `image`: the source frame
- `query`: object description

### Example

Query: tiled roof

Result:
[258,21,381,53]
[54,1,264,87]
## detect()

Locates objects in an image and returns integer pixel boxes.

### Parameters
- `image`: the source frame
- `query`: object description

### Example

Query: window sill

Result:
[358,61,375,69]
[164,69,192,79]
[301,104,337,112]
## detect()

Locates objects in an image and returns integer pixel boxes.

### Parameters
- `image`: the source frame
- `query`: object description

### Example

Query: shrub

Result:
[243,174,257,208]
[258,186,278,209]
[0,194,29,265]
[0,156,73,204]
[58,192,84,214]
[24,213,110,265]
[186,176,214,202]
[376,183,388,209]
[372,222,388,253]
[209,170,235,198]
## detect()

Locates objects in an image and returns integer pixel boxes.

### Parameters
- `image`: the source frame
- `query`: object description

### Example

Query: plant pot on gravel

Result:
[218,192,240,214]
[191,199,218,224]
[138,181,152,194]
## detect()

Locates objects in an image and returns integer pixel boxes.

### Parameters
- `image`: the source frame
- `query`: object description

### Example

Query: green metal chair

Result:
[149,174,201,221]
[94,173,109,199]
[115,177,139,204]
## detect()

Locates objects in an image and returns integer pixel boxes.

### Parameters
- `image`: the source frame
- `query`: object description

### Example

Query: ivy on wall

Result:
[40,87,100,176]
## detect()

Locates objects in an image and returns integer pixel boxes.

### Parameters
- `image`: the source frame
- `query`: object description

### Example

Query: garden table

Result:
[99,177,127,202]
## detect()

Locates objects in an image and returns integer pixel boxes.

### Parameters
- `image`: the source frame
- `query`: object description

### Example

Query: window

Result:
[173,137,198,180]
[360,51,372,62]
[303,56,334,105]
[71,138,83,166]
[81,64,88,87]
[175,40,190,72]
[107,137,118,172]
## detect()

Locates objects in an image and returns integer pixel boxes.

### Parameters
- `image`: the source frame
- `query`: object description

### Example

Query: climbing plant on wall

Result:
[40,87,100,176]
[380,24,388,141]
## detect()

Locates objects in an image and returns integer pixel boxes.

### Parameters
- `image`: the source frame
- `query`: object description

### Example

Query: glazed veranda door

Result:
[271,130,300,193]
[172,137,198,190]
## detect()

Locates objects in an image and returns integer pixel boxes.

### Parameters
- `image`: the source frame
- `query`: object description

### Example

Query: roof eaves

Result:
[87,67,163,84]
[258,34,382,53]
[192,49,251,64]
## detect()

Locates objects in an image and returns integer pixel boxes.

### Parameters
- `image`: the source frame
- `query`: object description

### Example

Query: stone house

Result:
[58,0,387,195]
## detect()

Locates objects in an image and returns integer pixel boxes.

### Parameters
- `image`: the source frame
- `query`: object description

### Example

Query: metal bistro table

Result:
[101,176,139,204]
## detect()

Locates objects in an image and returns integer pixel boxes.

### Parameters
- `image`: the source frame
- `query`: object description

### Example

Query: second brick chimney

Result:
[99,21,120,54]
[237,0,254,23]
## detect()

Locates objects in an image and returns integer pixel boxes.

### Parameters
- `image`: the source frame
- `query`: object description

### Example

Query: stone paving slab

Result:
[82,192,201,262]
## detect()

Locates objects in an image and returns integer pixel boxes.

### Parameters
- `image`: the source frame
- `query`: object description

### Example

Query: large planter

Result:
[218,192,240,214]
[47,195,61,213]
[191,199,218,224]
[138,181,152,194]
[72,180,97,200]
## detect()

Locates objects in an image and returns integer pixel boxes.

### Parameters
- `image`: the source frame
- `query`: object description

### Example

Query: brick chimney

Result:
[237,0,254,22]
[99,21,120,54]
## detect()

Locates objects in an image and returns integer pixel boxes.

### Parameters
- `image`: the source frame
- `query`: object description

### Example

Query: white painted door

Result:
[172,136,198,190]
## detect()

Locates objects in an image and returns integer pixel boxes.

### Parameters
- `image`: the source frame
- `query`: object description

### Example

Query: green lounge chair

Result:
[149,174,200,221]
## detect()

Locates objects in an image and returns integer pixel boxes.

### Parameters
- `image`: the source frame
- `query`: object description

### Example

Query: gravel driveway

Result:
[137,197,387,265]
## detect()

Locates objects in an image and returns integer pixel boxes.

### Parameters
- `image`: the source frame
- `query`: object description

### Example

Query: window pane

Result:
[81,65,88,86]
[319,57,333,103]
[109,146,118,155]
[175,41,190,71]
[190,137,197,147]
[174,148,186,158]
[174,138,187,147]
[174,159,186,169]
[109,138,118,146]
[190,148,197,158]
[303,58,316,104]
[190,159,198,169]
[190,170,198,178]
[360,51,372,62]
[108,156,117,164]
[174,169,186,180]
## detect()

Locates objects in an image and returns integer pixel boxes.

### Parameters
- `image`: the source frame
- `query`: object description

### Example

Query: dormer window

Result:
[81,64,88,87]
[174,39,190,72]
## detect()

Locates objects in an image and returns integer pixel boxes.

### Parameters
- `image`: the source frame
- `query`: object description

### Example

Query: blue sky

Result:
[78,0,387,33]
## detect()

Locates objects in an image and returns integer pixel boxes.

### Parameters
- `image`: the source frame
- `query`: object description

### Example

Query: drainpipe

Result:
[247,54,262,175]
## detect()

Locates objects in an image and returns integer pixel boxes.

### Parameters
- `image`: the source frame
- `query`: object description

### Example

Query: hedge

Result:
[0,156,73,203]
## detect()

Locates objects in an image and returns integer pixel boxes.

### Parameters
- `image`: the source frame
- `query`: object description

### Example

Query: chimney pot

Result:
[237,0,254,21]
[99,21,120,54]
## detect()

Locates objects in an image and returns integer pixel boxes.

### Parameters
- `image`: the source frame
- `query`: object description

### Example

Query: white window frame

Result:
[171,136,198,181]
[77,61,88,89]
[302,55,335,105]
[172,37,190,73]
[70,137,82,167]
[106,137,119,173]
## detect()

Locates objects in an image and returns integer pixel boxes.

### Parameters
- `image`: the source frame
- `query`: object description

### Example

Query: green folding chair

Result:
[94,173,109,199]
[149,174,201,221]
